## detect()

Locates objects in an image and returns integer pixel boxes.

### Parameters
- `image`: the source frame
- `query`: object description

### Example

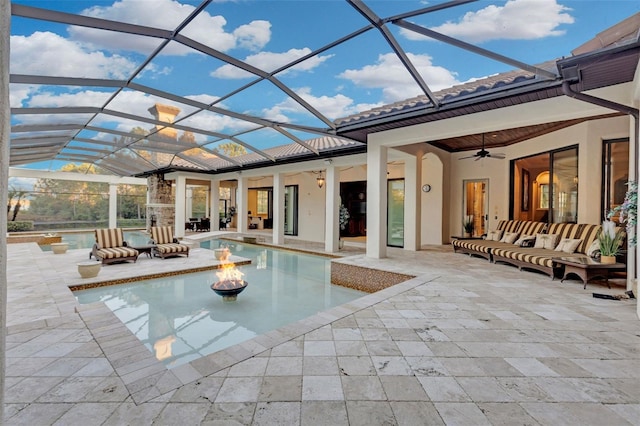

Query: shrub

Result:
[7,221,34,232]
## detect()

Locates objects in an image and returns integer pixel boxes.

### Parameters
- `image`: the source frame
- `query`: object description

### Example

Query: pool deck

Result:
[4,231,639,425]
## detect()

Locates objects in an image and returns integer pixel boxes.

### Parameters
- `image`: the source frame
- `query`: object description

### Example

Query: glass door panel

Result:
[387,179,404,247]
[463,179,488,236]
[284,185,298,235]
[551,148,578,223]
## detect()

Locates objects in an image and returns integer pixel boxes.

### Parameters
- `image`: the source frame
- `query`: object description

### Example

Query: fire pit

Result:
[211,249,247,301]
[211,280,248,301]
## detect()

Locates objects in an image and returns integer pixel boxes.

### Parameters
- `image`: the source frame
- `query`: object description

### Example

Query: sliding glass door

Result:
[387,179,404,247]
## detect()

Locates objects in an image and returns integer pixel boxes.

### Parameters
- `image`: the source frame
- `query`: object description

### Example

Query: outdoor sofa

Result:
[91,228,139,264]
[150,226,190,259]
[453,220,618,278]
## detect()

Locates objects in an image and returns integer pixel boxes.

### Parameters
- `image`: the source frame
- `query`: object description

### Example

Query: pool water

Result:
[40,230,149,251]
[74,240,364,368]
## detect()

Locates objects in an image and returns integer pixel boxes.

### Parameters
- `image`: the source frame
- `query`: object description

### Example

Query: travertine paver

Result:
[3,235,639,425]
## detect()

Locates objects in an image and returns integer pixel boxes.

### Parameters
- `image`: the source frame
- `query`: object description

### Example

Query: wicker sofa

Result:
[452,220,615,278]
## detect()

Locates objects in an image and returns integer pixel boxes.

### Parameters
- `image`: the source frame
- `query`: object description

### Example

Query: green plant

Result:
[462,215,474,234]
[608,180,636,246]
[7,221,34,232]
[598,220,624,256]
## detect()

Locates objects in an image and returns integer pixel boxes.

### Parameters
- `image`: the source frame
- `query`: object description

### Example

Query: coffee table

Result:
[131,244,156,259]
[552,256,626,289]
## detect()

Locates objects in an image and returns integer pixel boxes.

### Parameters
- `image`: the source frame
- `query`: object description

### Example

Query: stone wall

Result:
[147,173,174,230]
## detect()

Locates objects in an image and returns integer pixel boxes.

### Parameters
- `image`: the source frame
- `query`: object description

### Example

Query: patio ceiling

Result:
[8,2,638,177]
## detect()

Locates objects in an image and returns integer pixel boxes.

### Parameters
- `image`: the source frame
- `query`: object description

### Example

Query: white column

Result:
[108,183,118,229]
[325,165,339,252]
[210,180,220,229]
[0,0,9,412]
[404,153,420,251]
[366,143,388,258]
[175,175,187,238]
[273,172,285,245]
[237,176,247,233]
[186,188,193,219]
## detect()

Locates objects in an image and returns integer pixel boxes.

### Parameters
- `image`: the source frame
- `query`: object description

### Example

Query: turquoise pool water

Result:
[40,230,149,251]
[74,240,364,368]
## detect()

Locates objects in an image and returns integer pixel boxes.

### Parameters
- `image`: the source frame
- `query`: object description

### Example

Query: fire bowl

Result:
[211,280,248,302]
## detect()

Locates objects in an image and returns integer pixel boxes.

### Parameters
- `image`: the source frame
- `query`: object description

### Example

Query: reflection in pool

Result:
[75,240,364,368]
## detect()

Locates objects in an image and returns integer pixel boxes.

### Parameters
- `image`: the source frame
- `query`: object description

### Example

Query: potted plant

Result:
[339,204,350,248]
[462,215,474,237]
[598,220,624,264]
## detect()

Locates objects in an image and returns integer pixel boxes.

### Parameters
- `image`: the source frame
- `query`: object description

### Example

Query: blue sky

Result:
[8,0,640,179]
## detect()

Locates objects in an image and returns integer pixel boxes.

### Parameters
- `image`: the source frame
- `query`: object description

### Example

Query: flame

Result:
[214,256,244,288]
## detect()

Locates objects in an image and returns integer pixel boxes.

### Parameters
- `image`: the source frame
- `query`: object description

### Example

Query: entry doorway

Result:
[462,179,488,237]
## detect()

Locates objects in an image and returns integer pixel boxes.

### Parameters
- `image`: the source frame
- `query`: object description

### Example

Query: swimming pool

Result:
[40,230,149,251]
[74,240,364,368]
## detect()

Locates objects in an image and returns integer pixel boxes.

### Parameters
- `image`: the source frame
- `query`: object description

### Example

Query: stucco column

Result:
[108,183,118,228]
[325,165,339,252]
[366,143,388,258]
[0,0,9,415]
[174,175,187,238]
[272,172,285,245]
[404,153,420,251]
[210,180,220,229]
[186,188,193,219]
[237,176,247,233]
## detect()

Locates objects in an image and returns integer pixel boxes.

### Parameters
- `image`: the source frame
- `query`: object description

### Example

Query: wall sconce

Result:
[316,171,325,188]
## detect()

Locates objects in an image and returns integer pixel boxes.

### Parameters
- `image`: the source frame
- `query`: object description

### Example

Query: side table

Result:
[131,244,156,259]
[552,257,626,289]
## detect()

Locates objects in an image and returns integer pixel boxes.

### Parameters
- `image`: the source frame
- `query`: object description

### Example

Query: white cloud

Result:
[211,48,332,79]
[264,87,383,122]
[339,52,460,102]
[10,32,137,79]
[69,0,270,55]
[402,0,574,43]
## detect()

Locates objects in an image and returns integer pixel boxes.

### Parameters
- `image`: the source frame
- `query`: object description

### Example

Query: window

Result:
[257,190,269,214]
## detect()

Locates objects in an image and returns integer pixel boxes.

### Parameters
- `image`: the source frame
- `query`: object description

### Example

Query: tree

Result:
[7,186,27,221]
[219,142,247,157]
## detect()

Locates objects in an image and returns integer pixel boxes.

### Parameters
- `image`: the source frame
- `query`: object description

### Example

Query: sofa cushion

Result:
[577,224,601,254]
[500,232,519,244]
[547,223,581,240]
[497,220,520,233]
[554,238,582,254]
[586,239,600,257]
[517,221,547,236]
[513,234,535,246]
[534,233,559,249]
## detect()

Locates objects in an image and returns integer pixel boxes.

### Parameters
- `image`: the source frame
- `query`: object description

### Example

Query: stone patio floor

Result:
[3,231,639,425]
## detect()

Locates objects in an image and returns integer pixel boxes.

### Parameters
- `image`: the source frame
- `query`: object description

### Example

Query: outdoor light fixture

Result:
[317,171,325,188]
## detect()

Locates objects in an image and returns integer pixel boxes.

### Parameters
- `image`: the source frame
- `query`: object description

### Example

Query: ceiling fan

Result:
[459,133,505,161]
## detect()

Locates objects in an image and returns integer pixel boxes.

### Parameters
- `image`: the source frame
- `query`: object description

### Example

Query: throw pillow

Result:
[485,230,503,241]
[514,234,534,246]
[533,233,559,250]
[554,238,582,254]
[500,231,519,244]
[586,239,601,258]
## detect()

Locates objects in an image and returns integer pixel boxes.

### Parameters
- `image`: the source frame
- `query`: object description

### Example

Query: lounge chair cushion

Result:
[96,246,139,260]
[155,243,189,255]
[151,226,176,245]
[95,228,125,249]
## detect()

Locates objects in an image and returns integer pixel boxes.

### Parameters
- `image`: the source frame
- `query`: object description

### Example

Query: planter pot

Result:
[214,248,230,260]
[463,232,472,238]
[77,261,101,278]
[51,242,69,254]
[600,255,617,264]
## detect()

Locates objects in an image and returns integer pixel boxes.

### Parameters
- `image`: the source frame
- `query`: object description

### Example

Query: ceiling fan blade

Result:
[458,154,478,160]
[474,156,482,161]
[488,153,505,159]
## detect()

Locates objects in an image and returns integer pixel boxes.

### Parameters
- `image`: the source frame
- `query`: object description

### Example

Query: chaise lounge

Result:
[150,226,190,259]
[91,228,139,264]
